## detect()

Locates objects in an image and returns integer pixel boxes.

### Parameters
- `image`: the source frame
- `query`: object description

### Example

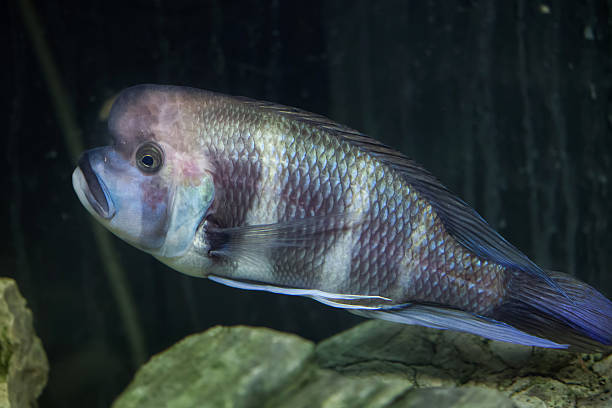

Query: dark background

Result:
[5,1,612,406]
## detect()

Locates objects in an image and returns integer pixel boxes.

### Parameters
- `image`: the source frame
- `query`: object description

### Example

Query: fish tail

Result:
[492,270,612,351]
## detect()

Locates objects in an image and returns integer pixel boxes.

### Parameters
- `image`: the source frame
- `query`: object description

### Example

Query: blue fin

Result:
[492,270,612,352]
[354,304,567,349]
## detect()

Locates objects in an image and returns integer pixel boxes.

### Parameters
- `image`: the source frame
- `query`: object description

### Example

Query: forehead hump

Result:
[108,84,183,146]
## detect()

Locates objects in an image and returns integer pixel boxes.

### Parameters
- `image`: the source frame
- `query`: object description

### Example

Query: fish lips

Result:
[73,150,116,219]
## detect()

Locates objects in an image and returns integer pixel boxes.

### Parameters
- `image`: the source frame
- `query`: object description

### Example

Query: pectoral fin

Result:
[205,213,358,259]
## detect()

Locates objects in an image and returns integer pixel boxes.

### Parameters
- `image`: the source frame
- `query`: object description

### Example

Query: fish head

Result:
[72,85,215,273]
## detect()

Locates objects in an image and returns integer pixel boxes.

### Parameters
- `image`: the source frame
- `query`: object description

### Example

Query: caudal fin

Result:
[492,270,612,352]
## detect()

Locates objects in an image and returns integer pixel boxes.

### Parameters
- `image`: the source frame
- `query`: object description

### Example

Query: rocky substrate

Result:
[113,320,612,408]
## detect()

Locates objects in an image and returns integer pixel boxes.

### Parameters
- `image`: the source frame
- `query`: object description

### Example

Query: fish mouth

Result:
[73,152,116,219]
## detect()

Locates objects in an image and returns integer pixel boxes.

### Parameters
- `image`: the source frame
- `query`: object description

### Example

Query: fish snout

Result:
[74,150,116,219]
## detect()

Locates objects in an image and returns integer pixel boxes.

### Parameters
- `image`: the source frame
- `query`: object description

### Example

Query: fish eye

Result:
[135,142,164,173]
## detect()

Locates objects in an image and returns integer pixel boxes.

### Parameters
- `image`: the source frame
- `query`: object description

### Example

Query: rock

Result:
[114,320,612,408]
[394,387,516,408]
[113,326,314,408]
[0,278,49,407]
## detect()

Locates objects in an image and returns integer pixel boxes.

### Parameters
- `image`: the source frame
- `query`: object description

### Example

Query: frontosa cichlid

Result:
[73,84,612,351]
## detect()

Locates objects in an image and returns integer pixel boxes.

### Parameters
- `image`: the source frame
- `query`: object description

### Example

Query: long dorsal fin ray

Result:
[235,97,566,298]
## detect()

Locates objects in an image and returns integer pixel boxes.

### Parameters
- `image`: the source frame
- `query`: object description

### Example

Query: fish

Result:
[72,84,612,351]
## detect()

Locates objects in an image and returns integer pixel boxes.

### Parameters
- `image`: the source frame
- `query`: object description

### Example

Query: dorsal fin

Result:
[238,97,566,297]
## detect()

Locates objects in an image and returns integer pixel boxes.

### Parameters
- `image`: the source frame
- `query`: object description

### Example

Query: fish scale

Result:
[266,123,350,288]
[236,107,502,311]
[201,94,599,324]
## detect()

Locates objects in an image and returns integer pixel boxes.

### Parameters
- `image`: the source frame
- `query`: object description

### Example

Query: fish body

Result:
[73,84,612,350]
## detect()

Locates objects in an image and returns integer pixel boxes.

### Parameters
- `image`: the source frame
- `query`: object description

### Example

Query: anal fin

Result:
[354,304,568,349]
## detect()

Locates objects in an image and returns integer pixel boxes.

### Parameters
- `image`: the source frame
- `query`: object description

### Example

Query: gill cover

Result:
[160,177,215,258]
